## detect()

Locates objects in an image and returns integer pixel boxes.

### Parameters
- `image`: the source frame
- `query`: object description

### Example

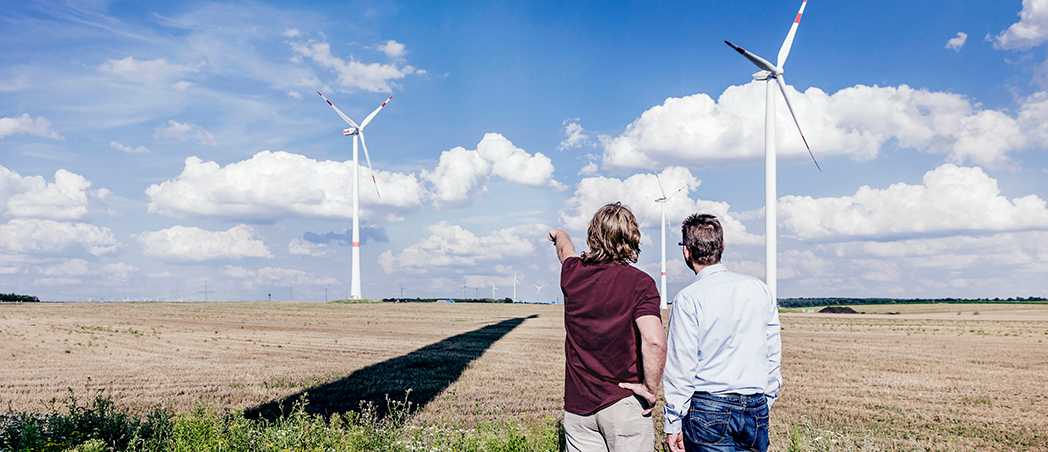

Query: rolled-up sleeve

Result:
[662,292,700,434]
[765,301,782,407]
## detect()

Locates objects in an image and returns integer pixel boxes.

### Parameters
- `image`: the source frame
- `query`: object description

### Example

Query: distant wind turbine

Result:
[511,272,521,302]
[725,0,821,299]
[461,284,469,299]
[534,284,542,303]
[491,284,498,300]
[653,168,686,310]
[317,91,393,300]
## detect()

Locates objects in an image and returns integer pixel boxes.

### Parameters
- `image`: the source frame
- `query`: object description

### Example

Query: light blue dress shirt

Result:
[662,263,782,434]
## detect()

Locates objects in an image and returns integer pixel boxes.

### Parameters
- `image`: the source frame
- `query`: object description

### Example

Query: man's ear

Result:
[683,247,695,272]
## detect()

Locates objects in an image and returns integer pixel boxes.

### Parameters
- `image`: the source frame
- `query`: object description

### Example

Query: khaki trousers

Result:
[564,395,655,452]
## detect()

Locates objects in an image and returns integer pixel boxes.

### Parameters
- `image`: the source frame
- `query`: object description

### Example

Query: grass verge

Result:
[0,390,561,452]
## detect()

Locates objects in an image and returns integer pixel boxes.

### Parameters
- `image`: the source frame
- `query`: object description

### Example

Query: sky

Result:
[2,0,1048,302]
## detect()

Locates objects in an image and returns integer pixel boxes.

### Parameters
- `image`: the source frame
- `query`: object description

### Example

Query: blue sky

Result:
[3,0,1047,301]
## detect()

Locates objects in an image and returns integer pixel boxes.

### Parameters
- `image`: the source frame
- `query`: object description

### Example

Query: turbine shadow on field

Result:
[245,314,538,421]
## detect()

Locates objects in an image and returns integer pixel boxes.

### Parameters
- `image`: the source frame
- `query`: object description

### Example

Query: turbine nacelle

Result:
[342,128,360,136]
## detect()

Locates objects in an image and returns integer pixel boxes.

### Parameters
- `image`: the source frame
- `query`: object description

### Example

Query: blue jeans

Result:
[682,392,769,452]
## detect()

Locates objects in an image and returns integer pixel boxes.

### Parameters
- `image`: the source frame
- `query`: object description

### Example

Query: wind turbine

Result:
[491,284,498,300]
[725,0,821,300]
[317,91,393,300]
[534,284,542,303]
[511,272,521,302]
[461,284,469,299]
[653,168,685,310]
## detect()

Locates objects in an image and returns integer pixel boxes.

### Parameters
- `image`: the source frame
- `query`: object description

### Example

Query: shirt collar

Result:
[695,263,727,281]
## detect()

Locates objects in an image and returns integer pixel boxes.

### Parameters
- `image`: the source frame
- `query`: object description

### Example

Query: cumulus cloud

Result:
[137,224,272,262]
[110,141,148,153]
[946,32,968,51]
[379,222,549,275]
[558,167,762,246]
[422,133,566,209]
[146,151,423,222]
[98,56,200,82]
[222,265,338,287]
[154,120,217,145]
[103,262,139,281]
[558,119,593,150]
[779,164,1048,241]
[993,0,1048,50]
[600,82,1041,170]
[0,113,63,140]
[0,165,108,221]
[288,238,335,258]
[290,41,419,93]
[776,230,1048,297]
[375,40,406,58]
[0,219,122,258]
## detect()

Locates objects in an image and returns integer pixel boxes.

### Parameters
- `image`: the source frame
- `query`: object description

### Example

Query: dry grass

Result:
[2,301,1047,451]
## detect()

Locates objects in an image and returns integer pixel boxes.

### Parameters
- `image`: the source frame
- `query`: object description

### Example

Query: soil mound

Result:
[819,306,858,314]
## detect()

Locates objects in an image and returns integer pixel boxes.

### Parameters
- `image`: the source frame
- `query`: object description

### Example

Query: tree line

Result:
[1,293,40,302]
[778,296,1047,308]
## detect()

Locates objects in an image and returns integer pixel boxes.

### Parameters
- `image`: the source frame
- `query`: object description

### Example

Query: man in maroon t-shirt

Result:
[549,202,667,452]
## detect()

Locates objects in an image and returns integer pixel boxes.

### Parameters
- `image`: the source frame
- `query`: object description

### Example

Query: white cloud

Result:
[779,164,1048,241]
[222,265,338,287]
[375,40,406,58]
[558,119,593,151]
[283,28,301,37]
[993,0,1048,49]
[137,224,272,262]
[172,80,192,91]
[154,120,217,146]
[98,56,200,82]
[0,219,122,258]
[288,238,335,258]
[600,82,1041,170]
[146,151,423,222]
[103,262,139,281]
[43,259,91,277]
[287,91,303,99]
[379,222,549,275]
[422,133,566,209]
[0,113,63,140]
[558,167,762,246]
[110,141,149,153]
[578,161,598,176]
[946,32,968,51]
[0,165,102,221]
[290,41,418,93]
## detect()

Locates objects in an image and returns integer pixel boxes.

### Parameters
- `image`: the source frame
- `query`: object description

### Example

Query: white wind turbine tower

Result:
[535,284,542,303]
[511,272,521,302]
[653,169,686,310]
[491,284,498,300]
[317,91,393,300]
[725,0,821,300]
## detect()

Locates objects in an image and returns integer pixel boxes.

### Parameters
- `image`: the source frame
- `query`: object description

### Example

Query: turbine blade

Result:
[665,185,687,201]
[652,166,668,199]
[725,41,778,74]
[777,0,808,69]
[360,95,393,129]
[317,91,360,129]
[358,132,382,197]
[775,75,822,172]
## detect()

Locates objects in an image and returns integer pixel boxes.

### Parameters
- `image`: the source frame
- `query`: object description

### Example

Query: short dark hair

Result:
[681,213,723,266]
[581,202,641,265]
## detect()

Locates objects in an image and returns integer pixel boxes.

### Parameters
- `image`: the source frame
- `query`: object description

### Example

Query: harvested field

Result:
[2,301,1047,450]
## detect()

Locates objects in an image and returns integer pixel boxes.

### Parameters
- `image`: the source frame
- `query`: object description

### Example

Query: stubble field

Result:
[2,301,1046,451]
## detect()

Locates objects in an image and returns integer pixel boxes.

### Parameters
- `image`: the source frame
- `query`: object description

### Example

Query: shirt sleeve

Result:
[662,291,700,434]
[633,275,662,320]
[765,296,782,408]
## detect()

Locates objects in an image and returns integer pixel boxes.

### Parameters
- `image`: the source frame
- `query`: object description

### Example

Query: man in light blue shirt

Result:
[662,214,781,452]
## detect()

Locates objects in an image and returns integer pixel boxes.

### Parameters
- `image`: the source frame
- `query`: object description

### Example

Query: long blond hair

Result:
[581,202,641,265]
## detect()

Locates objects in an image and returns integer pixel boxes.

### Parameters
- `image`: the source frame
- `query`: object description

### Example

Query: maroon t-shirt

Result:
[561,256,662,415]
